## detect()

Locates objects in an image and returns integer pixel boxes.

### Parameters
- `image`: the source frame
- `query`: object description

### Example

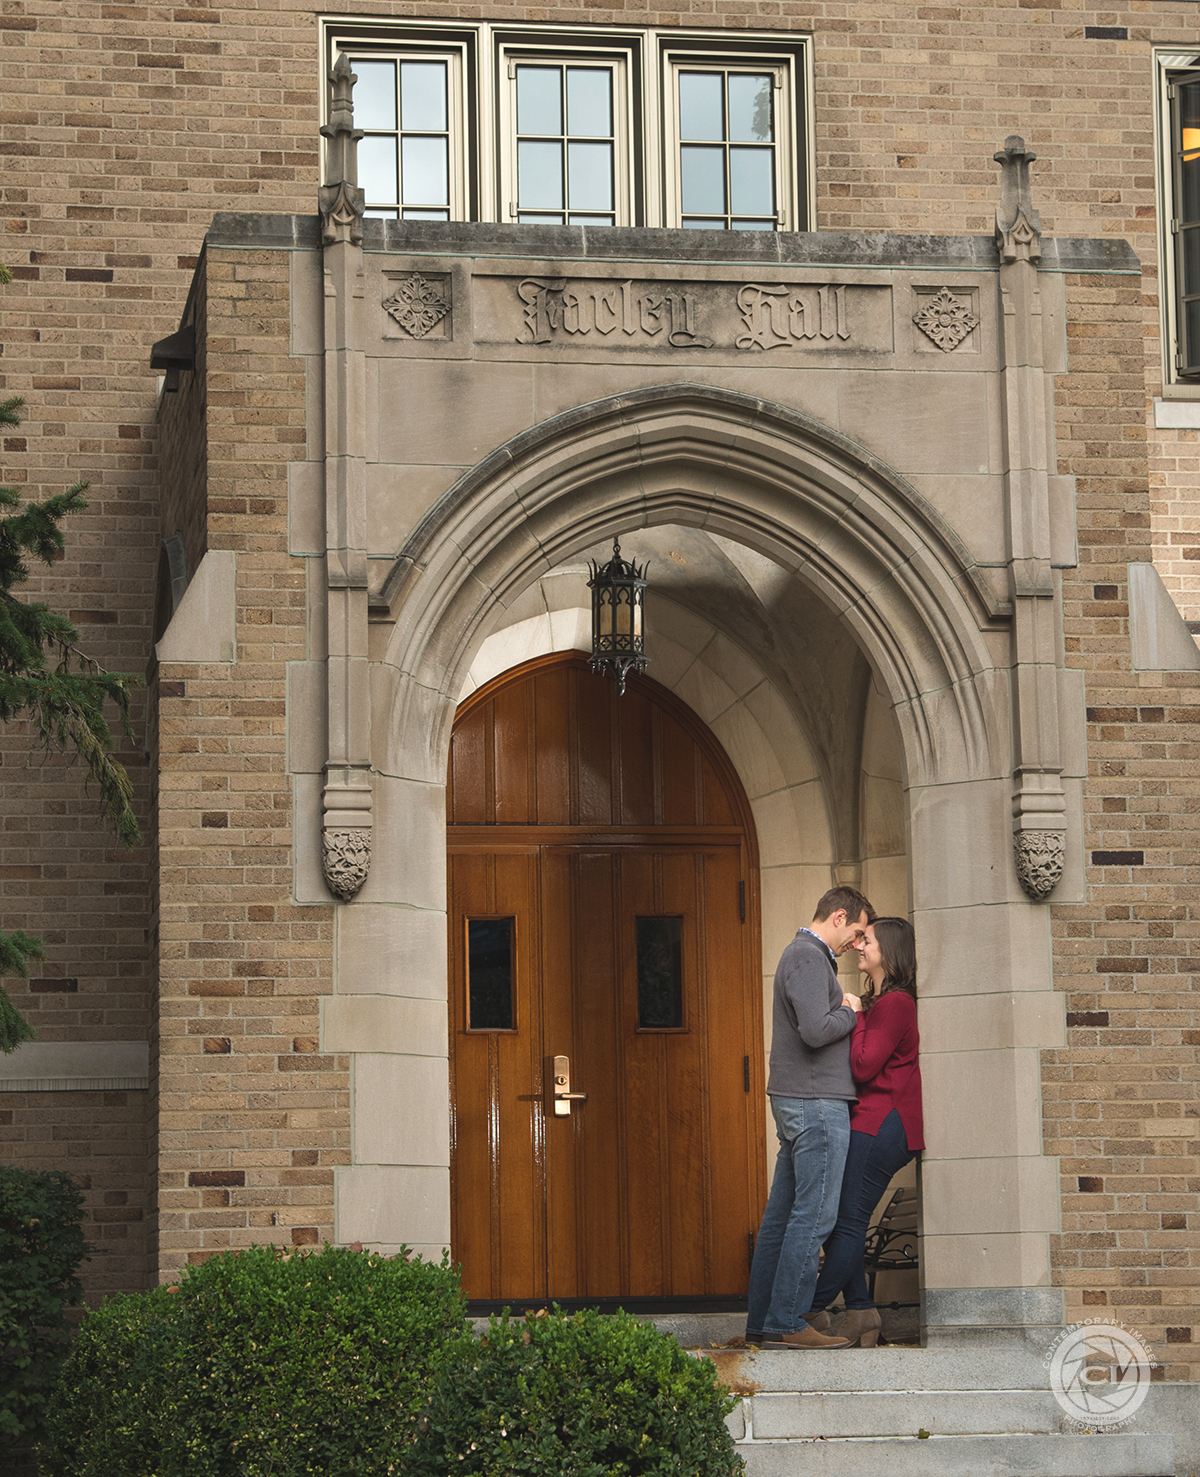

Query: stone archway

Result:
[330,384,1066,1344]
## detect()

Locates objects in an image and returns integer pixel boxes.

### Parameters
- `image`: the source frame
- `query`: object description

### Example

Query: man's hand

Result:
[842,992,863,1013]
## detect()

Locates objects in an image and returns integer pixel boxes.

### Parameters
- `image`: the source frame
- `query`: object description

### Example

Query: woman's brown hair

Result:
[865,916,917,1007]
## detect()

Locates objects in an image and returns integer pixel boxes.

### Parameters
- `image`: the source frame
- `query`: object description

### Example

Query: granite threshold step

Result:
[734,1430,1175,1477]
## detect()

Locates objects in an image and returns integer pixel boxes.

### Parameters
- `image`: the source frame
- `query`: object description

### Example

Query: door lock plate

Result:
[551,1054,588,1116]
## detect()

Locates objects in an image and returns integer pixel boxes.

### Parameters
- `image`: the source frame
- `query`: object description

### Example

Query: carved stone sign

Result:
[481,275,893,356]
[517,278,713,348]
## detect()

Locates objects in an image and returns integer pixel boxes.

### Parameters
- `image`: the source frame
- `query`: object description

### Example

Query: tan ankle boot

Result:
[838,1307,881,1347]
[800,1308,831,1333]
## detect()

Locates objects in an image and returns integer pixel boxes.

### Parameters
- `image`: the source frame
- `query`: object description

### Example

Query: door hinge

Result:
[738,879,746,923]
[748,1230,755,1267]
[743,1055,750,1093]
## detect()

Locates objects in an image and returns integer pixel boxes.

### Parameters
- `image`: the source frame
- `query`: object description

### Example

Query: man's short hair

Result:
[812,886,876,925]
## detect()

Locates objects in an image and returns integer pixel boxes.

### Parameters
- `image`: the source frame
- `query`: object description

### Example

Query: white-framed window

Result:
[497,50,632,226]
[350,49,467,221]
[321,19,813,232]
[662,57,797,230]
[1157,49,1200,386]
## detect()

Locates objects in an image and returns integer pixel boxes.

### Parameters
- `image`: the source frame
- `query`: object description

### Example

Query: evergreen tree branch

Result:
[0,364,144,1047]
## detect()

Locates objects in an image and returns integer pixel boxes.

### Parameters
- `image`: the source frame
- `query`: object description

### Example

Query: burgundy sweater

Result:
[848,989,925,1151]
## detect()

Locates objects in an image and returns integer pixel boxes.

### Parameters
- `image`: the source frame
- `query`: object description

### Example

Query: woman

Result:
[807,915,924,1348]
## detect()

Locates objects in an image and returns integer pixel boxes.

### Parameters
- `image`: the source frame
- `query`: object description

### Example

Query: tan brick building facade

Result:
[1,1,1199,1464]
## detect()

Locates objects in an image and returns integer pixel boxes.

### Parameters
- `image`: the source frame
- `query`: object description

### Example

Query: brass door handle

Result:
[551,1054,588,1116]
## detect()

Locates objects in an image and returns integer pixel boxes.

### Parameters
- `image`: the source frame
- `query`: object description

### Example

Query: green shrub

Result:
[409,1307,745,1476]
[0,1167,94,1452]
[39,1243,469,1477]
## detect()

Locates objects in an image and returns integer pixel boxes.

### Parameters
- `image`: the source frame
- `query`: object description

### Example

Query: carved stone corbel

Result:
[1014,830,1065,901]
[319,54,365,247]
[994,135,1041,265]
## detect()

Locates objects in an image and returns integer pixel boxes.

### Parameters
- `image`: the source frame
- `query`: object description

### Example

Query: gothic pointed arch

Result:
[373,383,1010,792]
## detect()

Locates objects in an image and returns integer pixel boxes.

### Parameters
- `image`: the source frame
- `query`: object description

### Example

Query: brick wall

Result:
[153,245,343,1275]
[1,0,1198,1316]
[1051,270,1200,1382]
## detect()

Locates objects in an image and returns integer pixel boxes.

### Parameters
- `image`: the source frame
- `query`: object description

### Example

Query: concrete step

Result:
[702,1344,1072,1393]
[748,1388,1073,1439]
[733,1431,1175,1477]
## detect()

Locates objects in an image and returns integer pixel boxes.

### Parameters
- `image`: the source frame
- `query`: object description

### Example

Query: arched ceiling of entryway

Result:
[372,383,1010,793]
[461,524,874,867]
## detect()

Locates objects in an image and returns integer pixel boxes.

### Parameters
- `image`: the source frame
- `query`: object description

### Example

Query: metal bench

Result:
[862,1186,918,1303]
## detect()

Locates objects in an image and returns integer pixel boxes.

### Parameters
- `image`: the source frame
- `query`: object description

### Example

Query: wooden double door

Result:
[448,654,766,1302]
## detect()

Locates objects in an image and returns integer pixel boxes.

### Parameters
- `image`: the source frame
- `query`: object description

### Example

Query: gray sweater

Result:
[766,928,858,1100]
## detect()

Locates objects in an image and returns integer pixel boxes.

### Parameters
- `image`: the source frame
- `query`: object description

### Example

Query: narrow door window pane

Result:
[567,68,611,136]
[359,135,399,207]
[679,72,724,140]
[354,60,397,130]
[636,916,684,1029]
[728,73,773,142]
[517,66,562,136]
[400,60,447,132]
[468,918,515,1031]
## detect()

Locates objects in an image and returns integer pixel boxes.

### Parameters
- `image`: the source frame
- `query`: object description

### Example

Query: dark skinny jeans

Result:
[811,1107,914,1312]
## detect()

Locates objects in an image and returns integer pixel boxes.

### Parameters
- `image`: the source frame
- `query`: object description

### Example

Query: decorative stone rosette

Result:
[384,274,451,338]
[1014,830,1064,901]
[913,289,979,352]
[323,827,371,900]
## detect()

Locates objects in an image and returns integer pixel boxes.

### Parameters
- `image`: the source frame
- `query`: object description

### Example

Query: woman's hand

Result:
[842,992,863,1013]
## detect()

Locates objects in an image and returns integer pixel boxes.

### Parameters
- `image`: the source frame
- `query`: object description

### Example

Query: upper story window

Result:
[502,55,628,226]
[324,20,813,232]
[668,65,786,230]
[1158,51,1200,383]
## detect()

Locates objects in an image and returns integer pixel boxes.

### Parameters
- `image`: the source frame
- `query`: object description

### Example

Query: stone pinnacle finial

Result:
[319,53,365,246]
[993,135,1041,265]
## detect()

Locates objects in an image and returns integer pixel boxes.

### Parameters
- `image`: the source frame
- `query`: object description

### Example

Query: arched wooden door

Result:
[447,653,766,1303]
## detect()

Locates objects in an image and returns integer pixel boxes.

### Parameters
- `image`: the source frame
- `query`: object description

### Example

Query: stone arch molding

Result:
[374,384,1010,792]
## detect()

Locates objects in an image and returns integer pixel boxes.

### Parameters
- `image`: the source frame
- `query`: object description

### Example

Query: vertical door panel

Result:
[574,668,616,825]
[657,849,708,1295]
[532,663,572,824]
[699,845,757,1289]
[493,682,533,823]
[447,707,488,823]
[448,848,543,1300]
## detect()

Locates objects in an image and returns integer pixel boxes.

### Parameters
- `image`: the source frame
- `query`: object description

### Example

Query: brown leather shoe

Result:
[800,1308,831,1333]
[762,1327,851,1349]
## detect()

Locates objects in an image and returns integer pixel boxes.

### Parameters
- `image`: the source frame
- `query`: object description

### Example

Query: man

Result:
[745,885,874,1349]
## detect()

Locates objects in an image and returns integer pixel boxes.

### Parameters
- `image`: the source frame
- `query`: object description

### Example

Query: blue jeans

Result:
[746,1097,851,1338]
[811,1108,914,1312]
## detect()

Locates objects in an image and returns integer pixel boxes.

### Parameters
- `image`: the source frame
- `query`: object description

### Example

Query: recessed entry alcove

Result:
[445,526,917,1311]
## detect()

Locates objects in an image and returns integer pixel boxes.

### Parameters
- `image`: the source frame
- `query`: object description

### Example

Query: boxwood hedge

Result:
[38,1243,468,1477]
[408,1306,745,1476]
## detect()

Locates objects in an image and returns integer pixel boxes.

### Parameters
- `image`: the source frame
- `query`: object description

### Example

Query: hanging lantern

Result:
[588,538,649,696]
